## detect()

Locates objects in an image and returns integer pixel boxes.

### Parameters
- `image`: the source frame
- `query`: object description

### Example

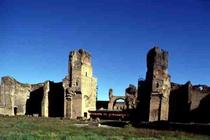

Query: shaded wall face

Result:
[96,101,108,110]
[48,82,64,117]
[190,89,209,110]
[26,87,44,116]
[169,84,210,123]
[190,88,210,123]
[136,81,151,122]
[26,82,65,117]
[169,86,191,122]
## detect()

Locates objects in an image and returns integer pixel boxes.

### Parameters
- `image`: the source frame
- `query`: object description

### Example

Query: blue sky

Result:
[0,0,210,100]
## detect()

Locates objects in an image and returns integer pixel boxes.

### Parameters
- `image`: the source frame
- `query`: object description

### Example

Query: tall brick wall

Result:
[138,47,171,122]
[64,49,97,119]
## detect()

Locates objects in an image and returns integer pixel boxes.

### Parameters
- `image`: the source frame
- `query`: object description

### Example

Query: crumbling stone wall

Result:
[125,84,138,110]
[0,76,64,117]
[0,77,31,115]
[0,76,52,116]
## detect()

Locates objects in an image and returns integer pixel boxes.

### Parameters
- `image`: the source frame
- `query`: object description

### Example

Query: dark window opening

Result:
[86,72,88,76]
[84,112,87,118]
[156,82,159,88]
[14,107,18,116]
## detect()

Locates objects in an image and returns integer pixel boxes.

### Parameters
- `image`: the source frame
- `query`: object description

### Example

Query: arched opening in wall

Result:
[113,98,125,111]
[14,107,17,116]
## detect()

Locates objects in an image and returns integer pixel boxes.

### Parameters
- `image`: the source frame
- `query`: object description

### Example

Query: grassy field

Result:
[0,116,209,140]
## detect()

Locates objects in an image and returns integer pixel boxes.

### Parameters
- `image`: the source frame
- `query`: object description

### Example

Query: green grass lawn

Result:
[0,116,209,140]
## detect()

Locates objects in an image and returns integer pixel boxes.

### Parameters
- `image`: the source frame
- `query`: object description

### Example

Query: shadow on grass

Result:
[133,121,210,136]
[100,121,129,128]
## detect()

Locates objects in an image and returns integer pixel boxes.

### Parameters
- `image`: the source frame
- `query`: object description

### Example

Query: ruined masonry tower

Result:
[146,47,171,121]
[63,49,97,119]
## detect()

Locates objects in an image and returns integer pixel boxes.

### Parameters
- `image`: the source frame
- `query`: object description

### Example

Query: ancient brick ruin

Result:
[137,47,171,122]
[0,47,210,123]
[0,76,65,117]
[169,82,210,123]
[0,49,97,119]
[136,47,210,123]
[63,49,97,119]
[96,85,138,112]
